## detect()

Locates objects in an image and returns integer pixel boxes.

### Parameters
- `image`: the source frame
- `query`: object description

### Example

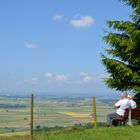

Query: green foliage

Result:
[120,0,140,14]
[101,0,140,105]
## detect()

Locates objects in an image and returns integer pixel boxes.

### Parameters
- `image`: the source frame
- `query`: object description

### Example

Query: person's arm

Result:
[130,99,137,109]
[128,95,137,109]
[114,100,121,109]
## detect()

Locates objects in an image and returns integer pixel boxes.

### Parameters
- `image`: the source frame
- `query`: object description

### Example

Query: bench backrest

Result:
[124,108,140,119]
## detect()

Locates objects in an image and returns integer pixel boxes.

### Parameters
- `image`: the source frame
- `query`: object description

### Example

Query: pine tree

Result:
[101,0,140,107]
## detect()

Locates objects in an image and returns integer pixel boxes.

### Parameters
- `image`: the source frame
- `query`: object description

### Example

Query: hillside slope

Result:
[0,126,140,140]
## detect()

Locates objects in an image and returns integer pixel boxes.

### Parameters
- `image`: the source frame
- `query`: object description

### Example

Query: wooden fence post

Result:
[93,96,97,128]
[30,94,34,140]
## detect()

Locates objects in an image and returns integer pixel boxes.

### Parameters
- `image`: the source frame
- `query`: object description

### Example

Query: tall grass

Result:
[0,126,140,140]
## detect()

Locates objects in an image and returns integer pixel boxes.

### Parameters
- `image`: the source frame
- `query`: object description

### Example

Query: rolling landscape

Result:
[2,93,139,140]
[0,93,116,133]
[0,0,140,139]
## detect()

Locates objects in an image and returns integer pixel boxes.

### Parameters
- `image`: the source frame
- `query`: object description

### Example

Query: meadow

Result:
[0,126,140,140]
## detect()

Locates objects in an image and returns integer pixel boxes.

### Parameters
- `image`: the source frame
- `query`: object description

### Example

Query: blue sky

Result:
[0,0,131,94]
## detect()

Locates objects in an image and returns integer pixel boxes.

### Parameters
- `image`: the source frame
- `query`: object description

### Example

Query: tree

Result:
[101,0,140,107]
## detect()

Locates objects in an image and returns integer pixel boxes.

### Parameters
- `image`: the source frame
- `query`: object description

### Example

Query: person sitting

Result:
[106,91,131,127]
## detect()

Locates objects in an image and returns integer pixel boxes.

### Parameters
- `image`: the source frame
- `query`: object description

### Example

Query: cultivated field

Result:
[0,95,115,133]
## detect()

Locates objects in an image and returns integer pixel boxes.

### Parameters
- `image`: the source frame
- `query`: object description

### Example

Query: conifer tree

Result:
[101,0,140,107]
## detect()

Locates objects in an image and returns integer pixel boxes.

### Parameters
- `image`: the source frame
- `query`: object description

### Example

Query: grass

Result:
[0,131,29,137]
[33,126,140,140]
[0,126,140,140]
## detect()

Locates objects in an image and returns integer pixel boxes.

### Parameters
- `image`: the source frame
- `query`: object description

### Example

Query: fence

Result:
[0,94,115,135]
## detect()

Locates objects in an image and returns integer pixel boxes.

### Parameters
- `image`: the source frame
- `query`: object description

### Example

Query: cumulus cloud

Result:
[25,43,37,48]
[45,71,95,85]
[79,72,93,83]
[45,72,68,84]
[53,14,64,20]
[70,16,95,28]
[45,72,53,78]
[83,75,93,82]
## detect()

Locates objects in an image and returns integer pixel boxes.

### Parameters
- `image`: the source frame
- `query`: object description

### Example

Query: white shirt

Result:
[115,98,131,116]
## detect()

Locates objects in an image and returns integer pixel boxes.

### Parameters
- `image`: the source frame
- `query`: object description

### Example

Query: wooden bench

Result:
[112,108,140,126]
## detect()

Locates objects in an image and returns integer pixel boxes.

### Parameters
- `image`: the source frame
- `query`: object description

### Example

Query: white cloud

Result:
[31,77,38,84]
[53,14,64,20]
[83,75,93,82]
[70,16,95,28]
[80,72,89,77]
[25,43,37,48]
[93,73,110,82]
[54,75,68,82]
[102,73,110,79]
[45,72,53,78]
[16,77,38,85]
[79,72,93,83]
[45,71,94,85]
[31,77,38,81]
[45,72,68,84]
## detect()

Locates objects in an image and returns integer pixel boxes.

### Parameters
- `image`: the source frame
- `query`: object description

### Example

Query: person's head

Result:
[121,91,128,99]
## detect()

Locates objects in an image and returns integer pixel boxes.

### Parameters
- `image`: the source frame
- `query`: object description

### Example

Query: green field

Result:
[0,126,140,140]
[0,95,115,133]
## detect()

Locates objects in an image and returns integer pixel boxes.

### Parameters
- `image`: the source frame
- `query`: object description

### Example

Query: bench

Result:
[112,108,140,126]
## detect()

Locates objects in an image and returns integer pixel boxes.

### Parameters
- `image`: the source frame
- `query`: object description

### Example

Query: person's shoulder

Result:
[124,98,129,100]
[122,98,129,102]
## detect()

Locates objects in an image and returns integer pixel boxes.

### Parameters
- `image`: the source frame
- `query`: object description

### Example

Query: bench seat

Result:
[112,108,140,126]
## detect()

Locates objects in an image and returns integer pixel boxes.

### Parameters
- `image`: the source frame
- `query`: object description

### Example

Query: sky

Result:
[0,0,132,95]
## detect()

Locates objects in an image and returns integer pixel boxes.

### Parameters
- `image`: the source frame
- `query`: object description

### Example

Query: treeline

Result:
[0,103,27,108]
